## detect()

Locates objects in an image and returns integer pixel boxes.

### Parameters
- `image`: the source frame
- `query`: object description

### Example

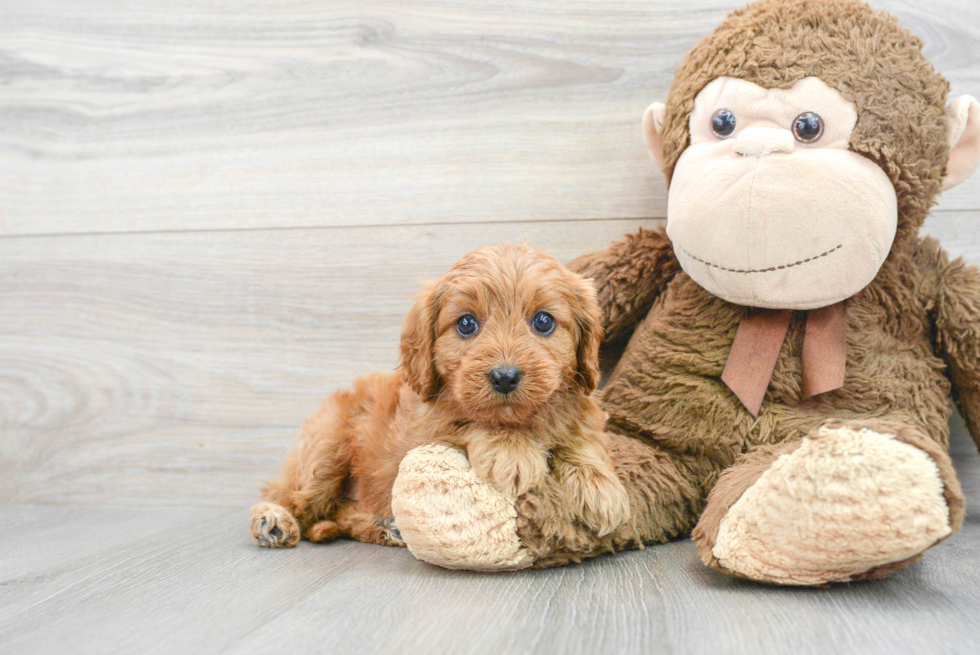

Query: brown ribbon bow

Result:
[721,302,847,416]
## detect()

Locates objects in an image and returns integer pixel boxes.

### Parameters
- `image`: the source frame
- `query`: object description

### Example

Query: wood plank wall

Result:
[1,0,978,507]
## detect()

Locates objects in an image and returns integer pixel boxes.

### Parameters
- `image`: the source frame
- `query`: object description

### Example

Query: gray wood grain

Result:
[0,0,977,237]
[1,428,978,655]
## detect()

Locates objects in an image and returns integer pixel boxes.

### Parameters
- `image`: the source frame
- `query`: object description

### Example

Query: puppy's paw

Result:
[561,465,631,537]
[251,502,301,548]
[307,519,340,543]
[507,452,549,498]
[469,440,548,498]
[378,517,406,547]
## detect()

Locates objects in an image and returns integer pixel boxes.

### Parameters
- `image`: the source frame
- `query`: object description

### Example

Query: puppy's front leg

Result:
[466,432,549,499]
[554,438,630,537]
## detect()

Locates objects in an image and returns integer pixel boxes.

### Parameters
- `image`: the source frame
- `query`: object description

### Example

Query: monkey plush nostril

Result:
[489,366,522,395]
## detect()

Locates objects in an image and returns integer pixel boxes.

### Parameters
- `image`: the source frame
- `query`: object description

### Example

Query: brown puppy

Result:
[251,243,630,548]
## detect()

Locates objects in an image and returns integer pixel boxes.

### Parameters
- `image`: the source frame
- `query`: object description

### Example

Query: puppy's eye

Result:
[456,314,479,338]
[531,311,556,335]
[792,111,824,143]
[711,109,736,139]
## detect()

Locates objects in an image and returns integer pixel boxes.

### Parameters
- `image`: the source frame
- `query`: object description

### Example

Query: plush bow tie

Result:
[721,302,847,416]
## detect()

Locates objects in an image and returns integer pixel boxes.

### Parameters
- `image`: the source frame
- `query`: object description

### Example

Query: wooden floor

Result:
[2,1,980,653]
[1,426,979,654]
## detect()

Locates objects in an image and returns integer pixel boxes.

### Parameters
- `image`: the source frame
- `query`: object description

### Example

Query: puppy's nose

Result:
[489,366,522,395]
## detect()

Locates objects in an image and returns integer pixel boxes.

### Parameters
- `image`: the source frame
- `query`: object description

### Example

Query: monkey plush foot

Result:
[694,421,963,585]
[391,443,534,571]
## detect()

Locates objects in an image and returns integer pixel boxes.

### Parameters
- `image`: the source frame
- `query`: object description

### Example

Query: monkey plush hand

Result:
[390,0,980,584]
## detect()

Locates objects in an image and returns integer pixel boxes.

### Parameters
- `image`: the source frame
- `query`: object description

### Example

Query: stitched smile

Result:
[680,243,843,274]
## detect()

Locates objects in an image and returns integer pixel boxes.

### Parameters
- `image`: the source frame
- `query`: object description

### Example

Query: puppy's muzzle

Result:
[489,366,522,395]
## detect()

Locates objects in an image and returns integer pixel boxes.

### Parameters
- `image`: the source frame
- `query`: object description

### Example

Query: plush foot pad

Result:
[391,443,533,571]
[251,502,301,548]
[712,425,951,585]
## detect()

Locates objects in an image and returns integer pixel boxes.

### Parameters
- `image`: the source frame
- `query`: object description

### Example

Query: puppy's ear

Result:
[571,275,603,393]
[399,279,444,400]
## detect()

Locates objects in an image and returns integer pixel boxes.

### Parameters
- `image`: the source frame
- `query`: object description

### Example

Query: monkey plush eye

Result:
[792,111,824,143]
[710,109,737,138]
[456,314,479,338]
[531,311,556,335]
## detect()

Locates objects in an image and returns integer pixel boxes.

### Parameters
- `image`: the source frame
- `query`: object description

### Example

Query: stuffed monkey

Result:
[391,0,980,584]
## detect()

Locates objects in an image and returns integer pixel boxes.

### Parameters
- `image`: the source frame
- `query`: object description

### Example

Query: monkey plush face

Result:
[665,76,897,309]
[642,0,980,311]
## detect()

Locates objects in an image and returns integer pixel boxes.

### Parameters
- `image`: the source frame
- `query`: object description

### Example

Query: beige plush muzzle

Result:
[661,76,899,310]
[667,143,898,309]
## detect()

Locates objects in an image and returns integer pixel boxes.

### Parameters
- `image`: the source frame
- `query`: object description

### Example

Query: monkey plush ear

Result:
[642,102,667,169]
[399,280,444,401]
[943,95,980,191]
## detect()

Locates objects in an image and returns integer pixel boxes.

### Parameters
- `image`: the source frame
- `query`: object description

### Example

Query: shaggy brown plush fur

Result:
[504,0,980,579]
[251,244,630,548]
[659,0,950,249]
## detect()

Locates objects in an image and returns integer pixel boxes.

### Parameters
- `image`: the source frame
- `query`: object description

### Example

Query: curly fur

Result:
[251,244,630,547]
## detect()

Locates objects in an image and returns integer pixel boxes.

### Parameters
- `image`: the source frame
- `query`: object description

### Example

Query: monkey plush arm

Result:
[566,226,681,342]
[927,241,980,447]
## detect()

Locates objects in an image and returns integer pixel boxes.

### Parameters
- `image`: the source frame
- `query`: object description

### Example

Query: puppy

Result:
[251,243,630,549]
